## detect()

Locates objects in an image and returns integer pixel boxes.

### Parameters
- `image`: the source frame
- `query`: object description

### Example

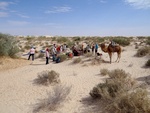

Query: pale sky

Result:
[0,0,150,36]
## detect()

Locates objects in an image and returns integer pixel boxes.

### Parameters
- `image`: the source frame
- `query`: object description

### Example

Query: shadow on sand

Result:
[79,96,104,113]
[136,75,150,85]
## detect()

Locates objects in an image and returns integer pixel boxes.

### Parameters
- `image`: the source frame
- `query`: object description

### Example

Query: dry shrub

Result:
[145,59,150,67]
[108,69,129,79]
[73,57,82,64]
[33,70,60,86]
[107,89,150,113]
[59,54,68,62]
[84,52,93,57]
[100,68,109,76]
[135,46,150,57]
[91,57,103,65]
[90,69,135,99]
[89,69,150,113]
[33,85,71,113]
[135,44,139,49]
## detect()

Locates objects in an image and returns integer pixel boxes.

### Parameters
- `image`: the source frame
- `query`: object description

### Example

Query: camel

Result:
[100,43,122,64]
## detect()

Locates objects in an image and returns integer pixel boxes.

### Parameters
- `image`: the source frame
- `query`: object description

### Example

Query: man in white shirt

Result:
[28,47,35,61]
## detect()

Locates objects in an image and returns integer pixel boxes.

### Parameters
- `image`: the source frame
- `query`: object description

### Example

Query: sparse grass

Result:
[145,59,150,67]
[33,70,60,86]
[91,57,103,65]
[89,69,150,113]
[33,85,71,113]
[135,46,150,57]
[72,57,82,64]
[100,68,109,76]
[84,52,93,57]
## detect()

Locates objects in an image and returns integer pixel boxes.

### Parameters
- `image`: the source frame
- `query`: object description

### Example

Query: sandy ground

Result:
[0,44,149,113]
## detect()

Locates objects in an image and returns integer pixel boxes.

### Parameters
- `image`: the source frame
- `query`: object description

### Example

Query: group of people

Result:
[27,40,116,65]
[28,44,71,65]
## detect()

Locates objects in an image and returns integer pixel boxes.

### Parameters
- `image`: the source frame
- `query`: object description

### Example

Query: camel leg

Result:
[115,53,121,63]
[115,54,119,62]
[118,53,121,62]
[109,52,112,64]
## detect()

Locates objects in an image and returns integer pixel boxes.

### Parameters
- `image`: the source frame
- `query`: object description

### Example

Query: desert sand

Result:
[0,42,149,113]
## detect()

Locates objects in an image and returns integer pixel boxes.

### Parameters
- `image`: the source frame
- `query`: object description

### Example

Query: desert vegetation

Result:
[135,46,150,57]
[58,54,68,62]
[145,59,150,67]
[0,33,150,113]
[89,69,150,113]
[33,70,60,86]
[0,33,19,58]
[33,85,71,113]
[111,36,130,46]
[100,68,109,76]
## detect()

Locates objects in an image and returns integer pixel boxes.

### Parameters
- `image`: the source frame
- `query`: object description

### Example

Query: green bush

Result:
[112,37,130,46]
[0,33,19,58]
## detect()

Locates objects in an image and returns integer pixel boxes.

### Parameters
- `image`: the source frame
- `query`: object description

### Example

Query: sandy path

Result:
[0,45,149,113]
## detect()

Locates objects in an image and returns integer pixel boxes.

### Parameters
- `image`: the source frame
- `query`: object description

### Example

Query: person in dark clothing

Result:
[45,48,50,65]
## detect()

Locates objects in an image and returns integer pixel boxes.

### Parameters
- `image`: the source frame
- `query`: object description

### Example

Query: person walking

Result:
[91,43,95,53]
[45,48,50,65]
[28,47,35,61]
[95,43,99,54]
[52,44,57,55]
